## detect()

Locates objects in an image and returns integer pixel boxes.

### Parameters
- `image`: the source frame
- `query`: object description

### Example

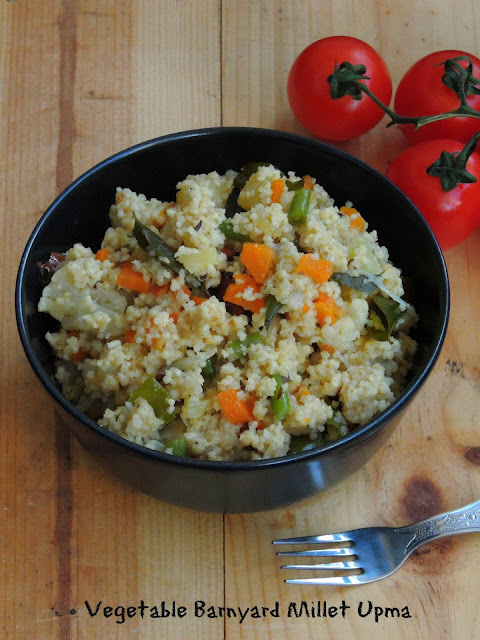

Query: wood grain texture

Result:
[132,0,221,139]
[70,2,224,640]
[222,1,480,639]
[1,2,224,639]
[1,2,64,639]
[1,0,480,638]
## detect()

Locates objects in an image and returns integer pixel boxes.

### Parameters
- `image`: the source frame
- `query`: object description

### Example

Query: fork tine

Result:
[276,547,355,558]
[280,560,361,571]
[273,532,352,545]
[285,574,368,586]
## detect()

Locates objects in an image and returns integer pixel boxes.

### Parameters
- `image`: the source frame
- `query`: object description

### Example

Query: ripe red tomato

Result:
[394,50,480,144]
[385,139,480,250]
[287,36,392,142]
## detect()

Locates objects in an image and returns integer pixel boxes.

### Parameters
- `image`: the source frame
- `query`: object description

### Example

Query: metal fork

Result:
[273,498,480,585]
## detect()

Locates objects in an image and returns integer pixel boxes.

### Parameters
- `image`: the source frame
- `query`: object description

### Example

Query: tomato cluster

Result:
[287,37,480,250]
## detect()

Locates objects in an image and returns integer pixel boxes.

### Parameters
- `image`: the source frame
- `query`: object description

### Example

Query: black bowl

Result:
[15,127,449,513]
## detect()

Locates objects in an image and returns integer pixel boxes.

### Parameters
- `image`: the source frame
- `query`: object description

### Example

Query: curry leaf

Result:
[234,162,271,189]
[285,178,305,190]
[368,295,403,341]
[132,216,202,291]
[226,162,271,218]
[331,272,378,293]
[264,295,284,328]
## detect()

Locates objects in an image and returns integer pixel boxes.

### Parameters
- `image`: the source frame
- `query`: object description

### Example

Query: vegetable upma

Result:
[38,163,418,461]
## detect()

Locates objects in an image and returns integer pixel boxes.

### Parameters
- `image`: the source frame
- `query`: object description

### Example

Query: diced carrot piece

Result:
[217,390,255,424]
[171,282,205,306]
[70,347,88,362]
[124,329,137,344]
[340,206,366,232]
[145,318,156,335]
[297,385,310,397]
[271,179,285,204]
[191,295,207,306]
[245,394,256,415]
[151,337,164,351]
[303,174,315,190]
[224,283,265,313]
[116,262,150,294]
[240,242,274,284]
[169,312,179,324]
[233,273,253,284]
[172,284,192,299]
[313,292,343,326]
[296,386,311,404]
[349,215,366,232]
[223,273,265,313]
[302,304,310,313]
[150,283,170,296]
[297,254,334,284]
[95,248,109,262]
[340,206,357,216]
[320,342,335,354]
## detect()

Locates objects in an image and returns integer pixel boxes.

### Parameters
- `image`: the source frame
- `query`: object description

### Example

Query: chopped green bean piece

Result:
[264,295,283,328]
[166,438,187,457]
[129,375,175,424]
[270,374,291,421]
[201,357,217,379]
[219,221,251,243]
[288,188,311,226]
[272,393,290,421]
[324,417,344,442]
[288,434,316,454]
[288,414,346,454]
[228,331,263,359]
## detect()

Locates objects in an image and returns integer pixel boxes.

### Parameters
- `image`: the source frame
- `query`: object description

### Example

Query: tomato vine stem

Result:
[328,57,480,130]
[359,83,480,129]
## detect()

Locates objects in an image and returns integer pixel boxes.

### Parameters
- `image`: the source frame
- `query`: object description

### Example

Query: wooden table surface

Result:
[2,1,480,638]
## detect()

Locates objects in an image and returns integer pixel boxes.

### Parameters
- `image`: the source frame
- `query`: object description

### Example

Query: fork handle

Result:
[397,499,480,554]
